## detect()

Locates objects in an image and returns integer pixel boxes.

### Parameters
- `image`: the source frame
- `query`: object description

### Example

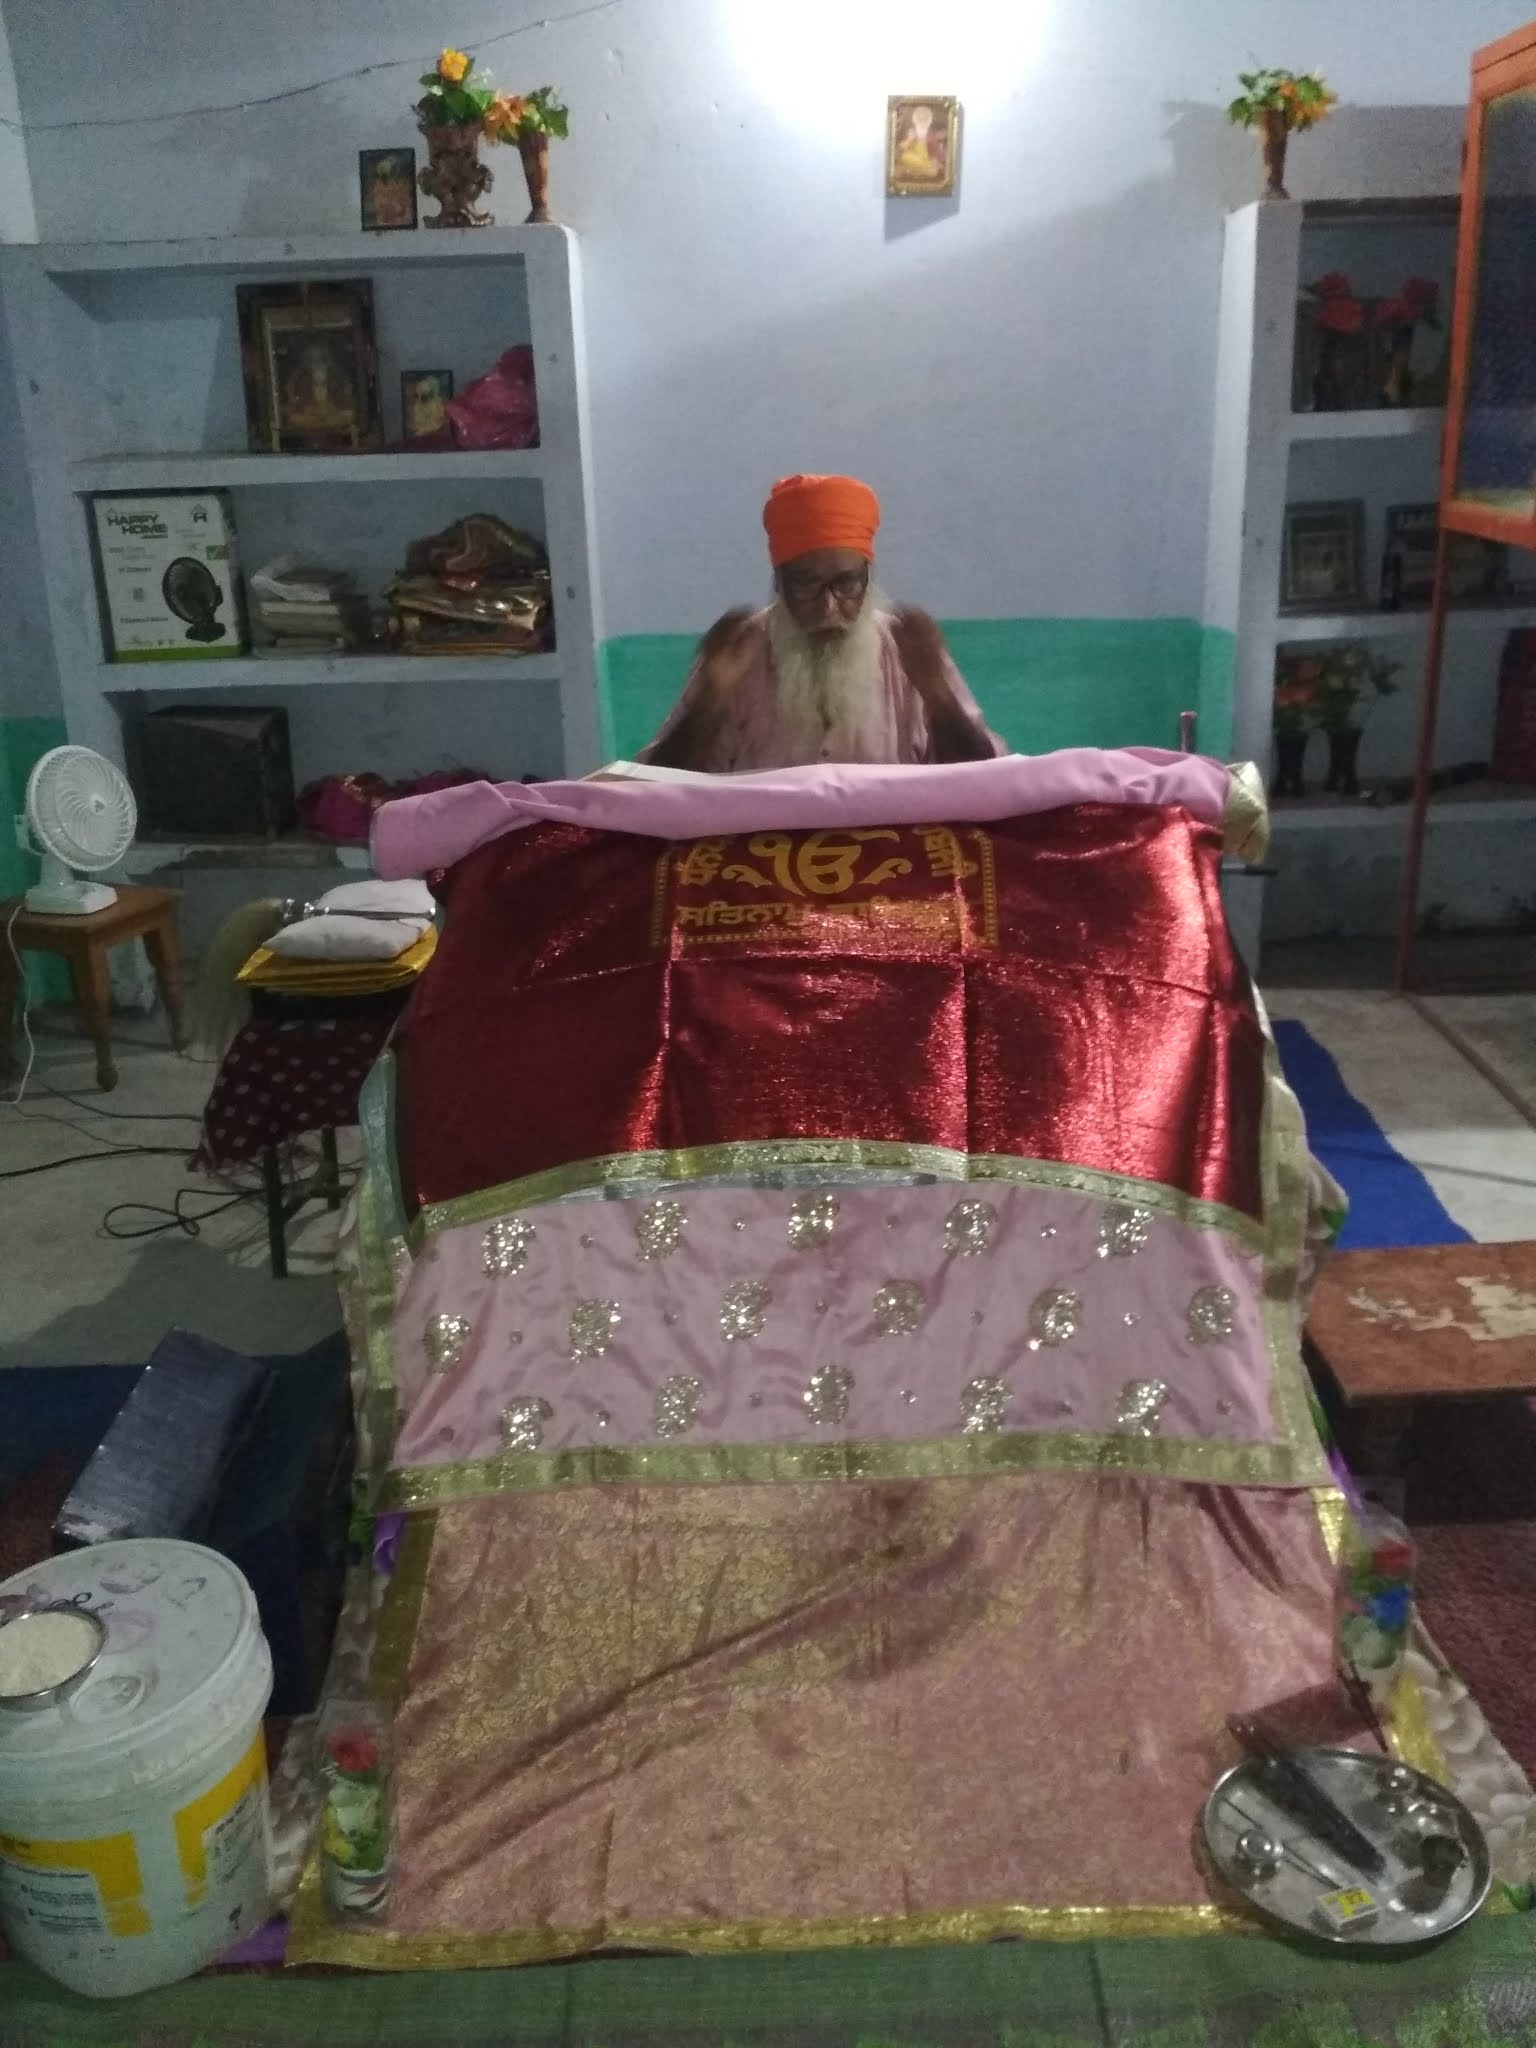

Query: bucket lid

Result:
[0,1539,262,1773]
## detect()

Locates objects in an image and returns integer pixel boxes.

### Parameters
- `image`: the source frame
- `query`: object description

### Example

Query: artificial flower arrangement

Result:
[1228,68,1337,197]
[416,48,569,147]
[1274,645,1400,736]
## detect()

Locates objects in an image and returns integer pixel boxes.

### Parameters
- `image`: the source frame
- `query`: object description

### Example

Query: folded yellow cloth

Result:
[237,926,437,993]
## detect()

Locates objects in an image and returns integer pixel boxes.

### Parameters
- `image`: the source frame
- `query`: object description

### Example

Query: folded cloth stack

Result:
[249,556,370,654]
[238,880,437,996]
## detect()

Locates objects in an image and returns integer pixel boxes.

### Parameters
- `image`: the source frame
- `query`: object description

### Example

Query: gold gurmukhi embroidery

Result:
[1097,1204,1151,1259]
[1117,1379,1169,1435]
[961,1376,1011,1433]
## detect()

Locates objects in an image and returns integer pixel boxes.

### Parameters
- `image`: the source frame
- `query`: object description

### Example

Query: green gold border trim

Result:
[417,1143,1267,1248]
[370,1510,436,1704]
[380,1416,1326,1513]
[285,1887,1245,1972]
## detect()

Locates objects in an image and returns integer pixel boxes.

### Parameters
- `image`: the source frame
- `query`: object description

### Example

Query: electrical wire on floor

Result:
[0,1144,191,1179]
[101,1184,261,1241]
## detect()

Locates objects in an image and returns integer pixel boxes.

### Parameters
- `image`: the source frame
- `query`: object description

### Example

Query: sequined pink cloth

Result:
[394,1182,1269,1476]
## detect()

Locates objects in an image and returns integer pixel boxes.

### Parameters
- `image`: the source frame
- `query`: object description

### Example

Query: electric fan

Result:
[17,746,137,914]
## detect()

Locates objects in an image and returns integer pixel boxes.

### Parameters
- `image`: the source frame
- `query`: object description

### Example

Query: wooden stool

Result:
[0,885,187,1091]
[1306,1240,1536,1477]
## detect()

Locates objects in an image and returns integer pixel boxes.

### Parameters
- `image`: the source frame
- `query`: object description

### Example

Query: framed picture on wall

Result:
[359,147,418,231]
[236,280,382,453]
[1280,499,1366,612]
[886,96,961,197]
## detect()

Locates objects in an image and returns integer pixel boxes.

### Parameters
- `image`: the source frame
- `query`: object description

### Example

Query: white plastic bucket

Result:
[0,1539,273,1998]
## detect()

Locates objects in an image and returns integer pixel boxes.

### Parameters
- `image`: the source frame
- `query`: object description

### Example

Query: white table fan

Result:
[17,745,136,914]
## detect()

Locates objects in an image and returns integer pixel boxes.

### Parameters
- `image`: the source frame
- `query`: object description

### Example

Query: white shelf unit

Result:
[1200,198,1536,954]
[0,227,605,836]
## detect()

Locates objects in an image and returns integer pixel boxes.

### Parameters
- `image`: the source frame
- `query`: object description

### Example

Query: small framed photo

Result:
[87,489,247,662]
[359,147,418,231]
[1382,502,1509,608]
[237,280,382,454]
[401,368,454,442]
[1281,499,1366,612]
[886,96,961,197]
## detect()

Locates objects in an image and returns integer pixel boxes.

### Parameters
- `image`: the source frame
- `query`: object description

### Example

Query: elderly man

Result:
[642,474,1004,772]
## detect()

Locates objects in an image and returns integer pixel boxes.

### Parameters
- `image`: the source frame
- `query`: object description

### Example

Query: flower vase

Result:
[1271,729,1309,799]
[418,122,493,229]
[1381,325,1415,407]
[517,131,553,224]
[1260,111,1290,199]
[1313,331,1351,411]
[1323,726,1363,797]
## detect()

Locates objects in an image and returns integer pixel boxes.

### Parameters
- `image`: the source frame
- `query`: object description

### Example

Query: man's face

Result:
[777,547,871,644]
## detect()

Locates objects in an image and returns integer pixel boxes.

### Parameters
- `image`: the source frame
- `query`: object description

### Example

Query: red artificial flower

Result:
[1403,276,1439,307]
[1314,271,1354,300]
[326,1728,379,1775]
[1317,297,1365,335]
[1371,1540,1413,1576]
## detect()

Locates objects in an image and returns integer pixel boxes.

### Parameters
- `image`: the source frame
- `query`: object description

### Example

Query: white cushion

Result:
[267,913,430,962]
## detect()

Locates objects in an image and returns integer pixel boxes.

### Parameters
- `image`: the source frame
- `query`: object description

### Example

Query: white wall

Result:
[3,0,1531,650]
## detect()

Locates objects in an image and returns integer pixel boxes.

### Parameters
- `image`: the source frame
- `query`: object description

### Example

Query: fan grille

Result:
[27,747,138,871]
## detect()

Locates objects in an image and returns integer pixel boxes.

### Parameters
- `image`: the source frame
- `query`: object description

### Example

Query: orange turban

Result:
[762,474,880,567]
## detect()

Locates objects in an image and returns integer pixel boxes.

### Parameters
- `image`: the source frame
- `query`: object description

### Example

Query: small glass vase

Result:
[1271,727,1309,799]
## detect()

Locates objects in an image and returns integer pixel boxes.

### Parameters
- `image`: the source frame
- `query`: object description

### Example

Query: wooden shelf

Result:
[1276,604,1536,642]
[71,449,546,491]
[99,650,561,691]
[1289,407,1444,443]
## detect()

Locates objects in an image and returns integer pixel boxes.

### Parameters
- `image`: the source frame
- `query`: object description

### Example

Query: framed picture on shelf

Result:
[1382,502,1509,608]
[885,96,960,197]
[236,280,382,454]
[359,147,418,231]
[401,368,454,441]
[1281,499,1366,612]
[87,489,247,662]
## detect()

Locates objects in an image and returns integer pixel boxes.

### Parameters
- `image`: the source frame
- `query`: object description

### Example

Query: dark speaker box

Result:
[134,704,296,838]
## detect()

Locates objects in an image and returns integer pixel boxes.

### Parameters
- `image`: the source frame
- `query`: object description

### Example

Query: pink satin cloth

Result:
[639,607,1005,771]
[370,1476,1341,1952]
[371,750,1232,881]
[392,1181,1274,1481]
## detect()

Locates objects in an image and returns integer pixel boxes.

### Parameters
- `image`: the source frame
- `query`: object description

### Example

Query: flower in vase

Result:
[437,48,471,84]
[327,1728,380,1776]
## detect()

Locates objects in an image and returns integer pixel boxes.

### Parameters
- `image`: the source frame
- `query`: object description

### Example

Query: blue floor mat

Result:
[1273,1018,1471,1250]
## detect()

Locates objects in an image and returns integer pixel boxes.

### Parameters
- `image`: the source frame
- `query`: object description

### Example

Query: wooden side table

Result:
[0,885,187,1091]
[1306,1240,1536,1477]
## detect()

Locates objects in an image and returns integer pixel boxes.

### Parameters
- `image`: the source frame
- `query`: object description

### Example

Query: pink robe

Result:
[641,606,1005,772]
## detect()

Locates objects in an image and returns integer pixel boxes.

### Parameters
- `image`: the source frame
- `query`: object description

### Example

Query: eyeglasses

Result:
[780,566,870,606]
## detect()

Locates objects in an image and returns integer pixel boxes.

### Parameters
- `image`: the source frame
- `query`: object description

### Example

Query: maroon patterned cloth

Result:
[193,1016,395,1169]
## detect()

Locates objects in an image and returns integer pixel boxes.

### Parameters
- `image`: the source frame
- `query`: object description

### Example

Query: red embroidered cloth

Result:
[194,1016,395,1169]
[396,805,1264,1218]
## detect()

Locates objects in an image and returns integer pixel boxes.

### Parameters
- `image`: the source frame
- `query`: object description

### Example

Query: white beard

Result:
[765,591,886,763]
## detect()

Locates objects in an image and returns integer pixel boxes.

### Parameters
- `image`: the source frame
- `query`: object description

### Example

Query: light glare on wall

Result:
[727,0,1047,140]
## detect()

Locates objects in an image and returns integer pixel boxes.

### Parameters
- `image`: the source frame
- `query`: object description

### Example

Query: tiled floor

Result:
[1,991,1533,1368]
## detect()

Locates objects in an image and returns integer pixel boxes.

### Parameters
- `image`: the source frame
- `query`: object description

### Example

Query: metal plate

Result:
[1202,1748,1492,1947]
